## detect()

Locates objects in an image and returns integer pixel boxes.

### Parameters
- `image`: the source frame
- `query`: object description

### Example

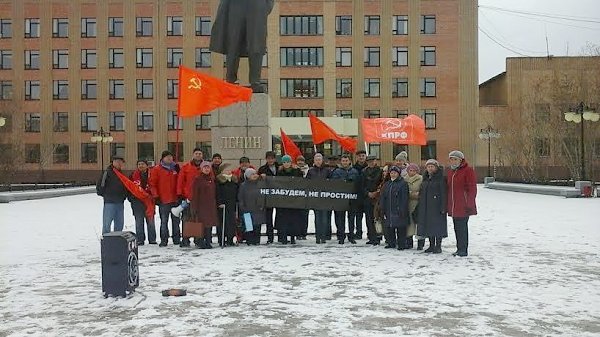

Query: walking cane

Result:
[221,206,226,249]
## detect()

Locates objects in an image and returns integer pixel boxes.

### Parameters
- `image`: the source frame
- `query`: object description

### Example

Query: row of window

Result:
[281,78,437,98]
[279,109,437,129]
[0,46,435,71]
[0,15,435,39]
[534,138,600,158]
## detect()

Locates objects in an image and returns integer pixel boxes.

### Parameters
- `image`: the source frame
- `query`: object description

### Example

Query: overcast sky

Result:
[478,0,600,83]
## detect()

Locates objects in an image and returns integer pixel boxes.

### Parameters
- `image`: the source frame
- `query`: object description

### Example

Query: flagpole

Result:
[364,141,369,156]
[176,65,183,164]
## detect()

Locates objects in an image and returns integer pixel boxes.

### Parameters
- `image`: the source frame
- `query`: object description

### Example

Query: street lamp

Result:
[0,116,6,127]
[478,125,501,177]
[91,127,113,169]
[563,102,599,181]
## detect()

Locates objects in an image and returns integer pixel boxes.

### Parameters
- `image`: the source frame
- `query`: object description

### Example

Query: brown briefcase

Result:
[183,221,204,238]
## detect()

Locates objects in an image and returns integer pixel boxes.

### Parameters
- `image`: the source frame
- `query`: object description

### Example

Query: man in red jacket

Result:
[129,159,157,245]
[446,150,477,257]
[177,147,204,247]
[150,150,181,247]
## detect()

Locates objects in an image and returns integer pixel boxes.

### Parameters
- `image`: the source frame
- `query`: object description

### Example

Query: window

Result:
[25,113,41,132]
[364,110,381,118]
[420,46,436,66]
[136,17,153,37]
[81,49,97,69]
[336,110,353,118]
[336,79,352,98]
[0,81,12,100]
[595,138,600,158]
[394,110,409,119]
[167,48,183,68]
[368,143,381,159]
[280,109,324,117]
[25,50,40,69]
[81,112,97,132]
[136,79,153,99]
[421,15,436,34]
[53,80,68,100]
[109,48,124,68]
[81,143,97,163]
[168,111,183,130]
[280,79,324,98]
[109,79,124,99]
[167,16,183,36]
[364,78,380,98]
[53,144,69,164]
[167,79,178,99]
[25,18,40,38]
[81,80,97,99]
[280,47,323,67]
[392,47,408,66]
[420,78,436,97]
[195,141,212,158]
[52,18,68,38]
[137,111,153,131]
[364,16,380,35]
[167,143,184,162]
[108,17,124,37]
[137,143,154,162]
[420,109,437,129]
[364,47,380,67]
[536,138,551,157]
[195,16,211,36]
[393,15,408,35]
[136,48,153,68]
[392,78,408,97]
[25,144,41,163]
[195,48,211,68]
[336,16,352,35]
[421,141,437,161]
[195,115,211,130]
[109,112,125,131]
[535,104,550,122]
[25,80,40,100]
[394,144,408,155]
[0,19,11,38]
[280,16,323,36]
[110,143,125,159]
[336,47,352,67]
[53,112,68,132]
[81,18,96,37]
[0,50,11,69]
[52,49,68,69]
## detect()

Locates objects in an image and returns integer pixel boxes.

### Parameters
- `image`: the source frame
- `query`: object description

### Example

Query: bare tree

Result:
[0,100,23,186]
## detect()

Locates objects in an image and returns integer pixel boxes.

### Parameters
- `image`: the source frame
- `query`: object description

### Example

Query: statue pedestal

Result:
[211,93,272,168]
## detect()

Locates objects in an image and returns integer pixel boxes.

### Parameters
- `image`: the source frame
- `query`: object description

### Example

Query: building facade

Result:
[0,0,478,182]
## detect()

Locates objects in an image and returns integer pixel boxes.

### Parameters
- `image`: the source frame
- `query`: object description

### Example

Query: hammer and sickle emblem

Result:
[188,77,202,90]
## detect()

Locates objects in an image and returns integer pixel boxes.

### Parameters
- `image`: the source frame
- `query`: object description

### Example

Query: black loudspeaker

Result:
[101,231,139,297]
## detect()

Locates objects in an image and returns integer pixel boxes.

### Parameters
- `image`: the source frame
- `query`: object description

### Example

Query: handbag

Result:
[183,220,204,238]
[243,213,253,232]
[375,219,383,235]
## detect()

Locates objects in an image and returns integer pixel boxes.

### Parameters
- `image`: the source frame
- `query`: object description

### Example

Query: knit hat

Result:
[449,150,465,160]
[425,159,439,167]
[366,155,377,161]
[296,155,306,162]
[407,163,419,172]
[389,166,402,174]
[313,153,323,161]
[200,161,212,169]
[395,151,408,161]
[244,168,257,180]
[281,155,292,163]
[161,150,173,160]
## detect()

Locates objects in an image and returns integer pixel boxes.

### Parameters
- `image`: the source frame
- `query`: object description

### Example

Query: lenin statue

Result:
[209,0,274,93]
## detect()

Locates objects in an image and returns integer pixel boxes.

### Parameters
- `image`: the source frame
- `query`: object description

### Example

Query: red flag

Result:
[113,168,155,219]
[308,114,357,153]
[177,65,252,117]
[280,128,302,163]
[361,115,427,145]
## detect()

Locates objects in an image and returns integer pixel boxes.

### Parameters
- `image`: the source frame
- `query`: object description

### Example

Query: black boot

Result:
[205,238,213,249]
[290,236,296,244]
[406,237,414,249]
[433,237,442,254]
[180,238,190,248]
[159,240,168,247]
[424,237,435,253]
[417,239,425,250]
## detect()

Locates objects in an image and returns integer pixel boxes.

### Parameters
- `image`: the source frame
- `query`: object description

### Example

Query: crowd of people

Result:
[96,147,477,257]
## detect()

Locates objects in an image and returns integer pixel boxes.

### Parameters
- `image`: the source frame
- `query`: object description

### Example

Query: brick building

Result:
[0,0,478,182]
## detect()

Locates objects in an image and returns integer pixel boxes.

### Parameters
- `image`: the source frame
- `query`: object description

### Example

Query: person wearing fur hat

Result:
[237,168,266,245]
[446,150,477,257]
[417,159,448,254]
[149,150,181,247]
[379,165,410,250]
[275,155,304,244]
[394,151,409,178]
[189,161,218,249]
[405,163,424,250]
[216,165,239,247]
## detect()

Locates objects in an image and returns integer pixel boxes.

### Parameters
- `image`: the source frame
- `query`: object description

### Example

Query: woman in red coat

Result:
[446,150,477,257]
[189,161,218,249]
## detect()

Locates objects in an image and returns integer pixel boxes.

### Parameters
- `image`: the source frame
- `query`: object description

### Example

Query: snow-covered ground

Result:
[0,187,599,337]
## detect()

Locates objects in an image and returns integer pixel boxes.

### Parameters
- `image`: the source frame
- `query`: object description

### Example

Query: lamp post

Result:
[563,102,599,181]
[91,127,113,169]
[478,125,500,177]
[0,116,6,127]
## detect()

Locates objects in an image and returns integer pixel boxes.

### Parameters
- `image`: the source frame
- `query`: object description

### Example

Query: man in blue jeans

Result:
[96,156,128,234]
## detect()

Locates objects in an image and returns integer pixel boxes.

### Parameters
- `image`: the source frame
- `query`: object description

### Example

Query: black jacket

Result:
[417,168,448,238]
[96,165,128,203]
[258,162,279,176]
[306,165,331,180]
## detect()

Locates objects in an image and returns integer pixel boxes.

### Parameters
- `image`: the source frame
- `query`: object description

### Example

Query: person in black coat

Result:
[306,153,331,244]
[257,151,279,243]
[352,150,368,239]
[96,156,128,234]
[362,156,383,245]
[379,165,410,250]
[417,159,448,254]
[237,168,266,245]
[216,166,239,247]
[274,155,304,244]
